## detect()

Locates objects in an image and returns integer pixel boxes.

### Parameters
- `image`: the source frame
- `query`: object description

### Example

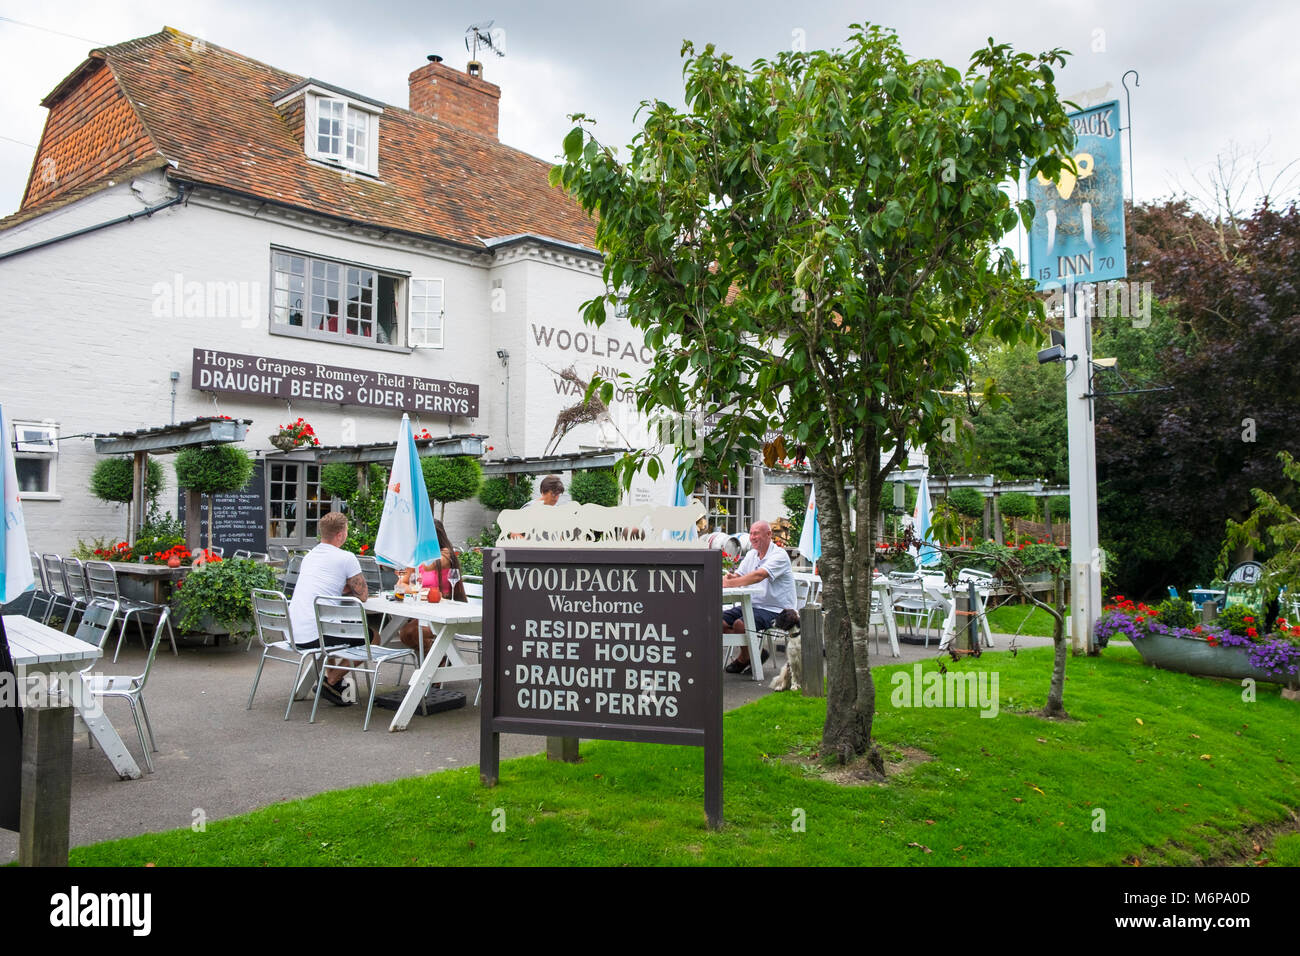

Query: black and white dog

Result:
[768,609,803,691]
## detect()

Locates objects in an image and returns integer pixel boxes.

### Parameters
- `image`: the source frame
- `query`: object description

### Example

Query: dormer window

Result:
[291,85,382,175]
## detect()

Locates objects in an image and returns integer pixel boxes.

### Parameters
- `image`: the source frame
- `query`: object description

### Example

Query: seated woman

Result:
[395,518,467,656]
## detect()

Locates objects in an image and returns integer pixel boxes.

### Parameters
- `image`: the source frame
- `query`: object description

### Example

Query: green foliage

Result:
[1153,597,1197,629]
[998,491,1035,519]
[340,464,388,555]
[932,341,1068,484]
[782,485,809,542]
[320,463,359,501]
[1218,451,1300,601]
[174,558,278,636]
[422,456,483,517]
[568,468,620,507]
[944,539,1065,579]
[466,523,501,549]
[879,482,917,515]
[174,445,255,494]
[479,475,533,511]
[133,511,185,558]
[457,549,484,576]
[1047,495,1070,517]
[946,487,985,518]
[71,536,117,560]
[1214,604,1257,638]
[90,456,165,504]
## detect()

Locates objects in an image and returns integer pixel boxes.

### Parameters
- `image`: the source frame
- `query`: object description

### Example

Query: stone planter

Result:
[1132,634,1298,687]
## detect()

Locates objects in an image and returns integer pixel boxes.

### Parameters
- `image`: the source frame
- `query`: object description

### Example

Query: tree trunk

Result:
[206,494,215,554]
[814,451,884,773]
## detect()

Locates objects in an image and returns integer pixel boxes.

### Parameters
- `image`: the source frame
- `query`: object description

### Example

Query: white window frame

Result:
[13,420,58,499]
[408,278,445,349]
[304,91,380,176]
[270,249,406,349]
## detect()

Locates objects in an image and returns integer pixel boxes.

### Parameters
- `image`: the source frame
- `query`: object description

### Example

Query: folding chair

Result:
[85,608,170,773]
[310,596,415,731]
[85,560,178,661]
[246,589,347,719]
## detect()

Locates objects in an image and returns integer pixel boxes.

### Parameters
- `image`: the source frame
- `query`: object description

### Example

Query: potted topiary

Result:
[90,456,165,537]
[174,445,256,553]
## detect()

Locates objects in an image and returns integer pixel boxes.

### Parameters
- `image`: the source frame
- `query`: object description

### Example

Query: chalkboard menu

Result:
[480,548,722,826]
[177,459,268,554]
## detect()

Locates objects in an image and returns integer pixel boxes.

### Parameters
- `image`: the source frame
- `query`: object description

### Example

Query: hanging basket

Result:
[269,434,298,452]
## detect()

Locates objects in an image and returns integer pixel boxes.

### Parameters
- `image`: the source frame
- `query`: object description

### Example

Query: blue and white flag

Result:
[913,470,940,568]
[0,404,35,602]
[374,415,442,569]
[797,489,821,566]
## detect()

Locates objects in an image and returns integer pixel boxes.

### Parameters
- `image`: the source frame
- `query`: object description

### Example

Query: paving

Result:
[1,623,1055,861]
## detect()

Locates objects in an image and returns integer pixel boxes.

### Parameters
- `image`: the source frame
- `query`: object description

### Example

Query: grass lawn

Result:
[72,645,1299,866]
[986,603,1070,638]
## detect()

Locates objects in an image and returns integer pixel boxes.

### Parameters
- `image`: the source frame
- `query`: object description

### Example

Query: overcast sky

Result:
[2,0,1298,218]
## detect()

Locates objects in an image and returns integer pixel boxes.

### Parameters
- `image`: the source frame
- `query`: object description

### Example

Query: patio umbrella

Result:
[1,402,34,831]
[671,453,697,541]
[796,488,821,571]
[912,470,940,568]
[373,414,443,570]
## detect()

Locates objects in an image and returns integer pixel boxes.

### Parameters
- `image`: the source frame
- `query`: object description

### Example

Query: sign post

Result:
[1028,99,1127,653]
[480,546,723,828]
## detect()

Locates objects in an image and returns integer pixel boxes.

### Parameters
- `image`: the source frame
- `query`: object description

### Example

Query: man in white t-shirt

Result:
[722,520,796,674]
[288,511,368,705]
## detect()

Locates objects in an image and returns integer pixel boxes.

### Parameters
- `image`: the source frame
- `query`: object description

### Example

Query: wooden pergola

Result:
[93,417,251,545]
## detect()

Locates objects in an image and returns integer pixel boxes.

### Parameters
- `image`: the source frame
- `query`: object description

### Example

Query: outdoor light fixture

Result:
[496,349,509,364]
[1037,344,1070,364]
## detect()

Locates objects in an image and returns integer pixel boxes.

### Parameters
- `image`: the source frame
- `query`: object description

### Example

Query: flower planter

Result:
[1133,634,1296,686]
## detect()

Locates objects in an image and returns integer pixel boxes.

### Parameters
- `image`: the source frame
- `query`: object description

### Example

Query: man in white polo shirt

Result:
[288,511,369,705]
[722,520,796,674]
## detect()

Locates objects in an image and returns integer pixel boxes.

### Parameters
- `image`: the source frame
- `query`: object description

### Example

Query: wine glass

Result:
[447,568,461,602]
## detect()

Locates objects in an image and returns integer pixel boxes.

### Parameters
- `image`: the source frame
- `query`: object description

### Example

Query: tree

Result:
[1095,199,1300,596]
[479,475,533,512]
[90,456,165,536]
[569,469,621,507]
[320,462,359,501]
[174,445,255,552]
[553,26,1075,764]
[422,455,482,520]
[782,484,808,543]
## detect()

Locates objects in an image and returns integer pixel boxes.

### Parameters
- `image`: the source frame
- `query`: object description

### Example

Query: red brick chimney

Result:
[408,55,500,139]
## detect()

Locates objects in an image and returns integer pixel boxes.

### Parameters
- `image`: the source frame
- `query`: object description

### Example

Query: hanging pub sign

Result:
[191,348,479,417]
[480,545,723,827]
[1028,99,1127,289]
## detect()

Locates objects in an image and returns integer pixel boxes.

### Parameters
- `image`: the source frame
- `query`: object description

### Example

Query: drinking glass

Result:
[447,568,461,601]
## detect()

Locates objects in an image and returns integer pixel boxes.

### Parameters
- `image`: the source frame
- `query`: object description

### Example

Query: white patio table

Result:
[362,596,482,732]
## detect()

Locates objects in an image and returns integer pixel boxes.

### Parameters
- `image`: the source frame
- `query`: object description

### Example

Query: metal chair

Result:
[266,544,290,564]
[280,553,304,598]
[208,546,225,558]
[85,560,178,661]
[248,551,270,563]
[41,553,80,630]
[246,589,348,719]
[232,549,252,560]
[70,597,120,670]
[357,555,383,595]
[84,607,170,773]
[892,581,943,646]
[25,551,56,623]
[310,596,415,731]
[61,556,92,631]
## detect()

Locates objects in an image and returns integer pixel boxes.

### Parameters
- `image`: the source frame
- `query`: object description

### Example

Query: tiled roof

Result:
[14,27,597,251]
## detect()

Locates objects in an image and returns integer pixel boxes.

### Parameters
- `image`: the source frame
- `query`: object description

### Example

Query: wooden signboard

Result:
[480,548,723,827]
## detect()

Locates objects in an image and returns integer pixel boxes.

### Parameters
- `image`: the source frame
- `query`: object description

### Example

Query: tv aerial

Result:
[465,20,505,60]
